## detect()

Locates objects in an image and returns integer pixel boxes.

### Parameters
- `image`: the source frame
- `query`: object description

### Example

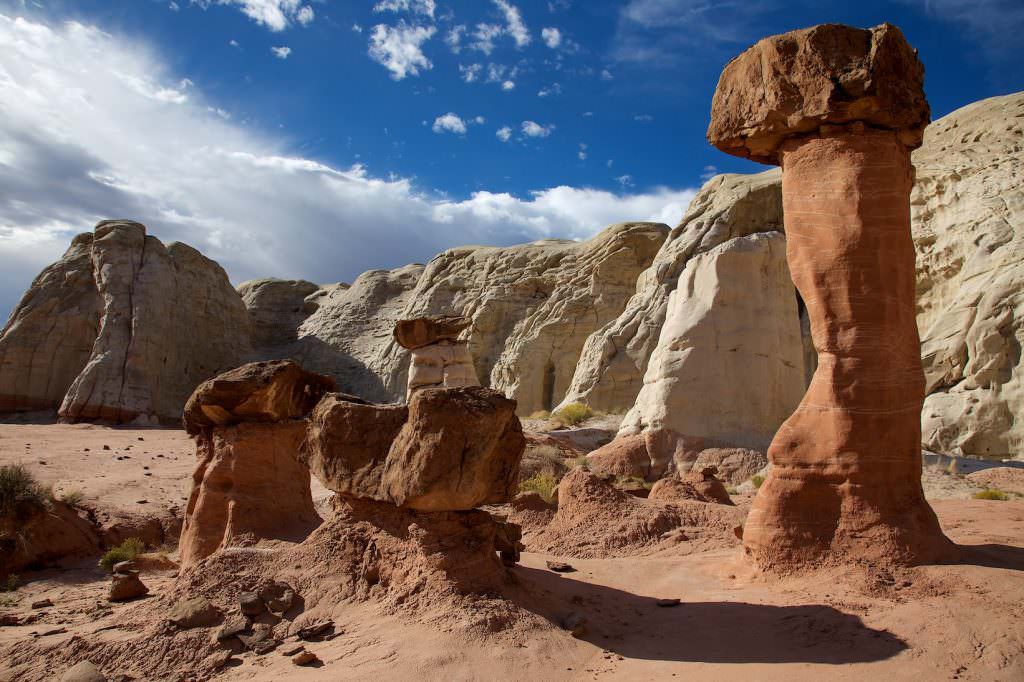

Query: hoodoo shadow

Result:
[510,565,908,665]
[951,542,1024,572]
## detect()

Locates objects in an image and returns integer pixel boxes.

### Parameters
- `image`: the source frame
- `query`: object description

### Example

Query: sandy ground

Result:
[2,423,1023,681]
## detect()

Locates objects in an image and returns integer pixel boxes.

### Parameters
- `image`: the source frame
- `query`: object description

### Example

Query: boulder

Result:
[108,571,148,602]
[394,316,471,349]
[406,340,479,397]
[689,447,768,485]
[182,360,335,435]
[52,220,252,423]
[168,597,220,629]
[648,467,733,505]
[302,387,525,511]
[59,661,106,682]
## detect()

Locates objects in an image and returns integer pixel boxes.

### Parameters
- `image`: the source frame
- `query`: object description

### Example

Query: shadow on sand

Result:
[510,565,908,665]
[951,542,1024,571]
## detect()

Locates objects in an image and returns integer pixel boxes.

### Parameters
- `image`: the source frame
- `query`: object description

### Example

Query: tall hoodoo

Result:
[707,23,953,569]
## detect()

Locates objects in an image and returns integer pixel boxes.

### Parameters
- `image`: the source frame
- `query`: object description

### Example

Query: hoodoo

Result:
[707,23,953,569]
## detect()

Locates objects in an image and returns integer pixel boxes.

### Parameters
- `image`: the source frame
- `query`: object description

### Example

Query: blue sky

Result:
[1,0,1022,321]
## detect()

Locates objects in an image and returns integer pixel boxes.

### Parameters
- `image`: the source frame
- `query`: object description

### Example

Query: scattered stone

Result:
[239,591,265,617]
[36,627,68,637]
[215,615,250,640]
[251,639,280,655]
[281,644,305,657]
[108,572,148,602]
[656,598,681,607]
[203,650,232,671]
[168,596,220,629]
[292,651,318,666]
[562,612,587,637]
[296,621,334,641]
[102,445,110,451]
[59,661,106,682]
[31,598,53,609]
[257,580,296,613]
[112,560,137,574]
[546,561,575,573]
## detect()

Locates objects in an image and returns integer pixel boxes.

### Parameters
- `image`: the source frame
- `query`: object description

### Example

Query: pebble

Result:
[292,651,318,666]
[546,561,575,573]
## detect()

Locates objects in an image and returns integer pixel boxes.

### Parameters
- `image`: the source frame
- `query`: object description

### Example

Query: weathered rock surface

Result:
[237,278,320,353]
[1,500,100,578]
[182,360,335,435]
[648,467,733,505]
[108,571,149,602]
[689,447,768,485]
[394,316,471,350]
[0,234,102,413]
[913,92,1024,459]
[712,23,951,570]
[302,387,525,511]
[558,170,792,414]
[59,661,106,682]
[406,340,479,397]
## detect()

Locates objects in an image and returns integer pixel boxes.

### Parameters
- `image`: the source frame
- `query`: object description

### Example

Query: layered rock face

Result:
[395,316,479,398]
[558,170,792,414]
[179,361,329,566]
[913,92,1024,459]
[237,278,320,353]
[1,221,252,423]
[301,386,524,511]
[708,23,951,569]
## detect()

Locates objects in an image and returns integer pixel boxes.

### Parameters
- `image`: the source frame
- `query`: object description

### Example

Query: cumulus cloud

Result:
[0,14,697,322]
[445,24,466,52]
[494,0,531,48]
[432,113,468,134]
[470,23,502,55]
[537,83,561,97]
[616,174,634,187]
[501,80,515,91]
[541,26,561,48]
[521,121,554,137]
[496,126,513,142]
[373,0,436,19]
[195,0,315,32]
[367,22,436,79]
[270,45,291,58]
[459,63,482,82]
[700,164,718,180]
[578,143,587,160]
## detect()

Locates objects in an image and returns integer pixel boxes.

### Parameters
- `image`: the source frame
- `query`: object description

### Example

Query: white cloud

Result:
[229,38,240,46]
[169,1,181,11]
[537,83,561,97]
[0,14,697,322]
[494,0,531,48]
[459,63,482,82]
[474,116,486,125]
[700,164,718,180]
[541,26,561,48]
[600,68,613,80]
[271,45,291,59]
[496,126,513,142]
[634,113,653,121]
[582,111,593,117]
[521,120,554,137]
[501,80,515,91]
[578,143,587,160]
[351,24,363,33]
[616,174,634,187]
[367,22,436,80]
[432,113,468,134]
[373,0,436,18]
[470,23,502,55]
[607,159,614,168]
[445,25,466,53]
[198,1,316,32]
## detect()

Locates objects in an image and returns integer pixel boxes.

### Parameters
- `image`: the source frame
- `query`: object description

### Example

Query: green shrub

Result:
[973,488,1009,501]
[751,475,765,489]
[59,489,85,507]
[552,403,593,427]
[527,410,552,420]
[519,473,559,503]
[0,464,51,519]
[572,456,591,471]
[99,538,146,572]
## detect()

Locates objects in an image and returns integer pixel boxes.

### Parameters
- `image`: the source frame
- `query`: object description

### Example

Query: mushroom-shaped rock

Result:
[178,361,328,567]
[708,23,952,569]
[393,316,471,350]
[301,386,525,511]
[182,360,335,436]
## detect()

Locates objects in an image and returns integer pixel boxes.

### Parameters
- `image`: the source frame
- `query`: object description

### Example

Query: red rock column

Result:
[742,126,952,569]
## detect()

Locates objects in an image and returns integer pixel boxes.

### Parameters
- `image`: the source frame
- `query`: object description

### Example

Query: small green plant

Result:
[551,403,593,427]
[572,456,591,471]
[726,486,739,495]
[519,473,559,503]
[751,475,765,489]
[527,410,552,420]
[1,574,18,592]
[59,489,85,507]
[0,464,51,519]
[973,488,1009,501]
[99,537,146,572]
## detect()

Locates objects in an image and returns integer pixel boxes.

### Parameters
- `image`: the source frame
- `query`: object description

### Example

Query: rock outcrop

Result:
[396,316,479,398]
[301,386,525,511]
[708,22,951,569]
[557,171,793,415]
[1,221,252,423]
[913,92,1024,459]
[647,467,733,506]
[237,278,320,354]
[179,361,327,567]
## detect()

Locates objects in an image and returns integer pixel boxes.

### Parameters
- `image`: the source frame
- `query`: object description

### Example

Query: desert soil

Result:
[2,422,1023,681]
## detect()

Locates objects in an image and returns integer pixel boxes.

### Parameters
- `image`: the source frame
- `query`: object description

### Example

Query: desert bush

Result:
[519,473,559,502]
[572,456,591,471]
[527,410,552,420]
[99,537,146,572]
[1,574,18,592]
[551,403,593,427]
[751,475,765,489]
[973,488,1009,501]
[0,464,51,520]
[59,489,85,507]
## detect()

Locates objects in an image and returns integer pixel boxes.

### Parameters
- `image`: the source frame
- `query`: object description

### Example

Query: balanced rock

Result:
[108,570,149,602]
[709,23,951,569]
[182,360,335,435]
[302,386,525,511]
[178,362,327,567]
[1,221,252,423]
[406,340,479,397]
[394,316,471,350]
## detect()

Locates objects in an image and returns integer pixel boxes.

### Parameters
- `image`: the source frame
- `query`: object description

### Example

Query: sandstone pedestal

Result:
[707,23,952,569]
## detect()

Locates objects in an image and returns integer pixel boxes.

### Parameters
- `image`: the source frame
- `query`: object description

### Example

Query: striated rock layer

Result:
[710,23,951,569]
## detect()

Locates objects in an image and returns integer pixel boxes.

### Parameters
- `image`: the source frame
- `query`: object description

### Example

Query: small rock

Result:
[168,596,220,629]
[108,572,148,602]
[59,660,106,682]
[135,499,147,504]
[296,620,334,641]
[239,591,265,617]
[546,561,575,573]
[655,598,681,608]
[215,615,250,640]
[203,650,233,671]
[37,627,68,637]
[31,598,54,609]
[102,445,110,451]
[292,651,318,666]
[562,612,587,637]
[733,524,744,540]
[257,580,296,613]
[112,560,137,574]
[281,644,305,657]
[251,639,280,655]
[138,437,145,441]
